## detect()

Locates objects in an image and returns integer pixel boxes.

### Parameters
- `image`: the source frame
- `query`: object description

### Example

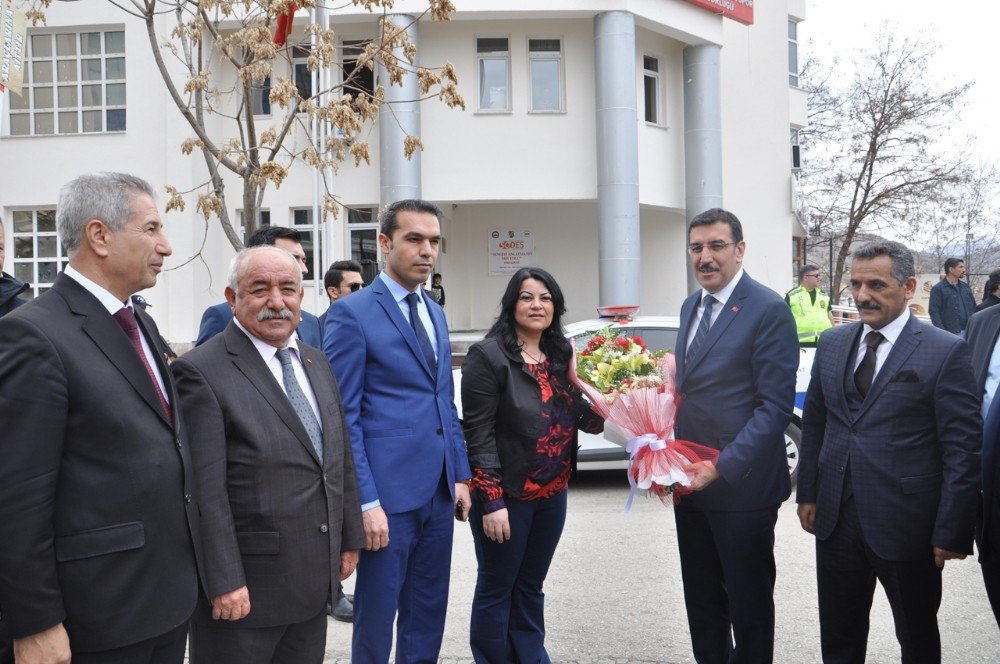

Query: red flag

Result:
[273,4,297,47]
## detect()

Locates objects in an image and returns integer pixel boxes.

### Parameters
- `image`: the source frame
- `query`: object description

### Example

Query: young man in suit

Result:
[195,226,322,347]
[963,300,1000,627]
[325,199,472,664]
[674,207,799,663]
[173,246,364,664]
[0,173,202,663]
[797,240,982,662]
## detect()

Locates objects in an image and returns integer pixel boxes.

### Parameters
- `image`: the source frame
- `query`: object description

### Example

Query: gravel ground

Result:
[322,470,998,663]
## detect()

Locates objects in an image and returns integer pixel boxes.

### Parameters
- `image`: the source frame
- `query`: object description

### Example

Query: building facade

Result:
[0,0,808,345]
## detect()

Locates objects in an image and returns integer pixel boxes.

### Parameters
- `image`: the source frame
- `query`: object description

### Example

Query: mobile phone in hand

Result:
[454,501,465,520]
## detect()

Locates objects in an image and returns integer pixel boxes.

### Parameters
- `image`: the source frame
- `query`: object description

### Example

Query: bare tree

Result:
[28,0,464,250]
[799,30,972,300]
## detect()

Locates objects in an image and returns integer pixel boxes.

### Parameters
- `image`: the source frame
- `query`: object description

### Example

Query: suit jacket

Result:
[0,274,201,651]
[172,323,364,629]
[324,274,472,514]
[965,305,1000,557]
[196,302,322,348]
[675,272,799,511]
[797,316,982,560]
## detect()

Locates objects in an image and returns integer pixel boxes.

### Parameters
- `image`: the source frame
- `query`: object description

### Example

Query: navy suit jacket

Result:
[324,274,471,514]
[196,302,322,348]
[965,305,1000,557]
[797,316,982,560]
[675,272,799,511]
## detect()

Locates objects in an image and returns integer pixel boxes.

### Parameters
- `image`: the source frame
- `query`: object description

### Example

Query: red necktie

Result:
[113,307,173,423]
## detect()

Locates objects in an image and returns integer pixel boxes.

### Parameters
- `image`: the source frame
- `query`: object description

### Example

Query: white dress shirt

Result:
[232,317,322,425]
[62,265,169,401]
[380,271,438,360]
[686,267,746,352]
[852,308,911,379]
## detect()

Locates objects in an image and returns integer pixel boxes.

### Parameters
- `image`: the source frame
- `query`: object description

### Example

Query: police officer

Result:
[785,264,834,347]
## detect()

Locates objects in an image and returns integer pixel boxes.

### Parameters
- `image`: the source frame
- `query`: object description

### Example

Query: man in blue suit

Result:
[325,199,472,663]
[963,300,1000,627]
[195,226,322,347]
[797,241,981,663]
[674,208,799,663]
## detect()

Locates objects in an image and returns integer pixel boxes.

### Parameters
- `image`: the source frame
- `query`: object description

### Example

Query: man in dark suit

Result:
[797,240,981,663]
[325,199,472,663]
[965,301,1000,627]
[173,246,364,663]
[674,208,799,664]
[195,226,322,347]
[0,173,201,663]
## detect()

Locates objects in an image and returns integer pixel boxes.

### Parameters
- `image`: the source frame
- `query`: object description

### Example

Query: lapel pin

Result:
[306,358,313,364]
[731,306,740,313]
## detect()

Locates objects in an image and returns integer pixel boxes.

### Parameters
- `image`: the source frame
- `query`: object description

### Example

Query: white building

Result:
[0,0,808,346]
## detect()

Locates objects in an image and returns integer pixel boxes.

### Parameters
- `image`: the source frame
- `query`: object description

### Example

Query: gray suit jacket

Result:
[172,322,364,629]
[965,305,1000,557]
[797,316,982,560]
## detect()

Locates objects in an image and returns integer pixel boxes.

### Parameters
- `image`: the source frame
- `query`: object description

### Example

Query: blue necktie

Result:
[686,295,716,365]
[406,292,437,374]
[275,348,324,462]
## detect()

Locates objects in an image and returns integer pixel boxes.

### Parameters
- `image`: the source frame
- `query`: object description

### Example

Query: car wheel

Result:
[785,422,801,487]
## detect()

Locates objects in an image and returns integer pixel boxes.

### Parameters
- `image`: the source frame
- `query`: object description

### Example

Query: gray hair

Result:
[852,241,915,286]
[57,172,157,255]
[228,245,302,294]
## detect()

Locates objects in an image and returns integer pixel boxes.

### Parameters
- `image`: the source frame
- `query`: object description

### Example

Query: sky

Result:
[800,0,1000,163]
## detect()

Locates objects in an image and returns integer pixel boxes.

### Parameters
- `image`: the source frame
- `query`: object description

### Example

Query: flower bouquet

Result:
[571,328,719,508]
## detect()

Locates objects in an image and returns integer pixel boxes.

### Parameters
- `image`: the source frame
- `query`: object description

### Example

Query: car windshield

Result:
[572,326,679,355]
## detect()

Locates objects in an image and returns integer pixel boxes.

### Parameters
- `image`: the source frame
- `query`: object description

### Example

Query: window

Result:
[476,37,510,112]
[643,55,660,124]
[292,209,321,281]
[341,40,375,103]
[11,209,64,298]
[527,38,563,113]
[292,46,313,103]
[9,29,126,136]
[790,128,801,170]
[348,207,379,283]
[788,20,799,87]
[251,76,271,116]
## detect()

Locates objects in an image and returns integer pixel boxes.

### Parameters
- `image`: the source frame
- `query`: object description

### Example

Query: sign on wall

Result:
[0,0,27,94]
[488,229,534,276]
[683,0,754,26]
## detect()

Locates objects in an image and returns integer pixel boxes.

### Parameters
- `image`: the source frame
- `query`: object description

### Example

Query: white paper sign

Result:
[488,228,534,276]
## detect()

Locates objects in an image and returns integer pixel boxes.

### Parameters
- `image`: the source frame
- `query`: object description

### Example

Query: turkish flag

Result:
[273,4,297,47]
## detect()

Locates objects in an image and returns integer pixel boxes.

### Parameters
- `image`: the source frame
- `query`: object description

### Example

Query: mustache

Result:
[856,301,881,311]
[697,264,719,274]
[257,308,295,321]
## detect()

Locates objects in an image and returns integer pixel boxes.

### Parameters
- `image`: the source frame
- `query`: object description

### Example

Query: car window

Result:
[571,326,679,354]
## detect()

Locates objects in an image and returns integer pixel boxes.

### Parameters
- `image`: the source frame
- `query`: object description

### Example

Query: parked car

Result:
[453,315,815,485]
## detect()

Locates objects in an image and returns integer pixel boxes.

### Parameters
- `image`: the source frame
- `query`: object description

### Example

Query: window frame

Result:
[347,207,380,283]
[526,36,565,114]
[788,19,800,88]
[475,35,512,114]
[642,53,662,126]
[8,28,127,137]
[10,208,65,299]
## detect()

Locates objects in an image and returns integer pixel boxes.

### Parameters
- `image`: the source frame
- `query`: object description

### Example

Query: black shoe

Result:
[332,595,353,622]
[344,594,354,604]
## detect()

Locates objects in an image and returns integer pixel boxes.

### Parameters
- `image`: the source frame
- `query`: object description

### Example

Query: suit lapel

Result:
[300,344,337,467]
[373,277,435,379]
[56,276,172,428]
[224,325,322,466]
[833,323,863,419]
[853,316,921,423]
[676,292,697,387]
[978,312,1000,392]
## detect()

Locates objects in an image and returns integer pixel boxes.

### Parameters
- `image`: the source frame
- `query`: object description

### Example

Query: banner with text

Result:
[1,0,27,94]
[684,0,754,26]
[488,229,534,276]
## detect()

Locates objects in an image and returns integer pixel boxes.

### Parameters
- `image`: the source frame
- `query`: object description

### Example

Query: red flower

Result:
[633,336,646,350]
[613,337,631,350]
[581,349,591,357]
[588,335,606,351]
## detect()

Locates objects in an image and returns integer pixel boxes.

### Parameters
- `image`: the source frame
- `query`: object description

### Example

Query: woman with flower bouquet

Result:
[460,267,604,664]
[572,328,720,507]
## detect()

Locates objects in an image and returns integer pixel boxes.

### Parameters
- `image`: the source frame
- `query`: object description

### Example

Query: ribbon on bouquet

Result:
[624,434,668,513]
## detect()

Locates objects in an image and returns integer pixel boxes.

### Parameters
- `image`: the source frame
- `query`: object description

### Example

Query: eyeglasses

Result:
[687,241,736,255]
[349,282,365,292]
[803,273,821,279]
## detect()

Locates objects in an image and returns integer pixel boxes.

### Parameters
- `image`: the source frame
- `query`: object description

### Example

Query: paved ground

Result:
[323,471,999,663]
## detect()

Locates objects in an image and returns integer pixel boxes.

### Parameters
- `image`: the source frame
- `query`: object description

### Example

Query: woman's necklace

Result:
[520,344,546,364]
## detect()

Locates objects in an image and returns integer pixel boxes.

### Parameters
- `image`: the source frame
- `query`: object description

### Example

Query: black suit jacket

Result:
[172,323,365,629]
[966,305,1000,557]
[0,273,201,651]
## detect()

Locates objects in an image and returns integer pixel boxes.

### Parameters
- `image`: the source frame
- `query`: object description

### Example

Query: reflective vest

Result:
[786,285,832,344]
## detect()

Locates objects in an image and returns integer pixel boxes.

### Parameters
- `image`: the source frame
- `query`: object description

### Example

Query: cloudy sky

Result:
[800,0,1000,161]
